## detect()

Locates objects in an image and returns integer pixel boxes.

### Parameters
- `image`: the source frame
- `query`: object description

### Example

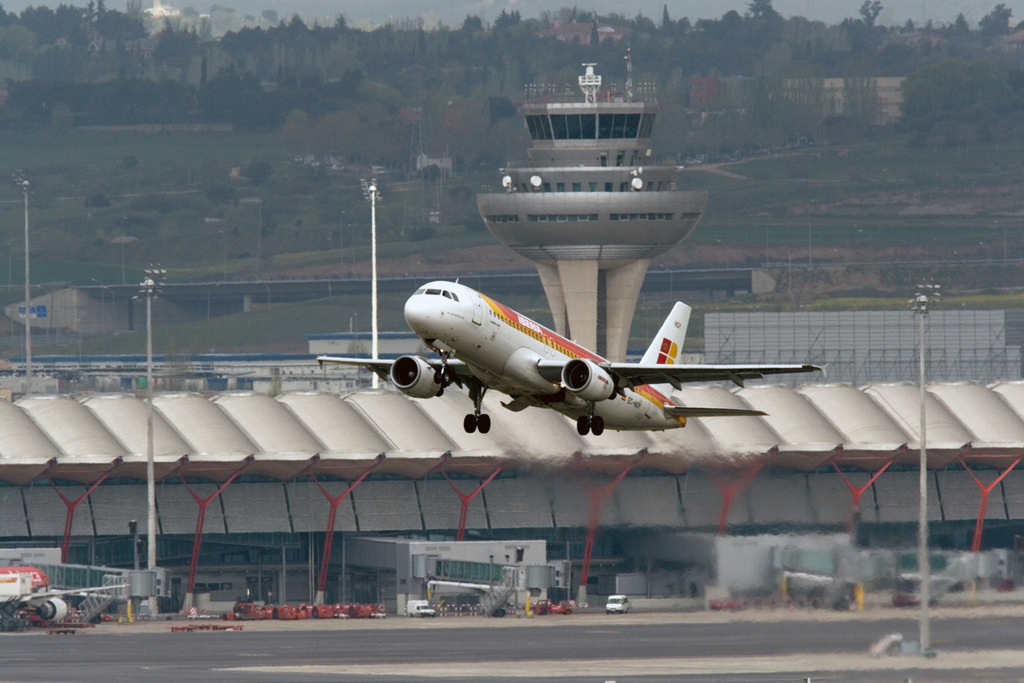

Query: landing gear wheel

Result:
[464,379,491,434]
[591,416,605,436]
[576,416,591,436]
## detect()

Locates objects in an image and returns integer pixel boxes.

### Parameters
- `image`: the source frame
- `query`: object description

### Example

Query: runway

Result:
[4,606,1024,682]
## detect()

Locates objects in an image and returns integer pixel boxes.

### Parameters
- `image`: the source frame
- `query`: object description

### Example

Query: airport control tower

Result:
[477,61,707,361]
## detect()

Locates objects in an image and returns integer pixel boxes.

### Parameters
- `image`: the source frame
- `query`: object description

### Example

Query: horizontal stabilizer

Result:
[664,406,767,418]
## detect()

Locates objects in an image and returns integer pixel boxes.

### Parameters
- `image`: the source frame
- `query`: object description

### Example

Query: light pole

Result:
[912,281,939,657]
[219,229,227,282]
[139,266,165,615]
[807,199,814,267]
[20,179,31,394]
[361,179,380,389]
[112,234,138,286]
[91,280,110,334]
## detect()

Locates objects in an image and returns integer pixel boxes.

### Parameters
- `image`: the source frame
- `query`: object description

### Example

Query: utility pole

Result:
[139,266,166,615]
[361,179,381,389]
[19,178,31,394]
[912,281,939,658]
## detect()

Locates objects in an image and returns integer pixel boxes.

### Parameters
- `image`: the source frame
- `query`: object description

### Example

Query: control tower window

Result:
[556,182,566,192]
[565,115,582,139]
[546,114,599,140]
[597,113,644,139]
[573,182,582,192]
[581,114,596,139]
[550,115,568,139]
[615,151,625,167]
[526,115,553,140]
[623,113,641,138]
[639,113,656,139]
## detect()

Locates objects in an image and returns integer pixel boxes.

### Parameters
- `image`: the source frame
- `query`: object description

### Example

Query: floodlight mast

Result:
[140,266,166,615]
[911,281,939,657]
[361,179,380,389]
[19,178,31,394]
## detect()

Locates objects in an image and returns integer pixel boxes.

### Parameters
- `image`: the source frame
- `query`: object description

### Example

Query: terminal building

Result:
[2,377,1024,612]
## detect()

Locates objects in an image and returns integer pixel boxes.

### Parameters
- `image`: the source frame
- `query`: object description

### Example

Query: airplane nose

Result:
[404,294,432,335]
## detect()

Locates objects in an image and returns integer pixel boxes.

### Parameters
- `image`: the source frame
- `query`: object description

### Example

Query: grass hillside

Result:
[3,129,1024,356]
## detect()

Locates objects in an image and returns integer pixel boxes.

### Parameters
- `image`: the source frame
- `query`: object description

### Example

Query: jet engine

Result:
[33,597,68,621]
[390,355,442,398]
[562,359,616,402]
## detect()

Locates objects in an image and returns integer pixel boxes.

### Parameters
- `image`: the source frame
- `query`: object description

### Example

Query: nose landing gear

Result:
[433,353,456,397]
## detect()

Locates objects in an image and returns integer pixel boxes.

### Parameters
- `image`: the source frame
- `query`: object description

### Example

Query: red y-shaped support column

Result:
[311,454,385,604]
[49,459,122,562]
[711,448,776,535]
[830,450,901,533]
[576,452,647,604]
[181,457,252,608]
[958,454,1021,553]
[440,467,503,541]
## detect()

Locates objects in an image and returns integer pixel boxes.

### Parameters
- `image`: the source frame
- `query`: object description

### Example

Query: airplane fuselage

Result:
[405,281,681,431]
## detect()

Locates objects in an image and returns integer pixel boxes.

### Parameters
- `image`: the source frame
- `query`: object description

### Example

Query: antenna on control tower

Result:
[579,63,601,104]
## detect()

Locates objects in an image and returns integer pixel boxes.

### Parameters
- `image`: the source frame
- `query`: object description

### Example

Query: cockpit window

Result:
[420,287,460,301]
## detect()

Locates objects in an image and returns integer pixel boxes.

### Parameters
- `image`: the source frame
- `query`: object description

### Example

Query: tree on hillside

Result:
[154,24,200,69]
[94,8,145,41]
[979,4,1013,41]
[902,57,1014,139]
[858,1,882,28]
[747,0,781,21]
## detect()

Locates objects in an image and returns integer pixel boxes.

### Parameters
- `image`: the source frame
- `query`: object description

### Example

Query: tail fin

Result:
[640,302,691,365]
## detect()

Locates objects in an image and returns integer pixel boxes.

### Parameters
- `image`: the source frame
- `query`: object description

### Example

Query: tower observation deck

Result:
[477,63,706,360]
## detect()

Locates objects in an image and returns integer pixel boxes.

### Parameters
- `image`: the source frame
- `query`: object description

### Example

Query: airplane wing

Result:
[31,584,126,600]
[610,362,823,389]
[537,361,822,389]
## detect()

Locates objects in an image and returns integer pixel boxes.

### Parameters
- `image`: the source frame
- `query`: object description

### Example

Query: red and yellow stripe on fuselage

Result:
[480,294,684,430]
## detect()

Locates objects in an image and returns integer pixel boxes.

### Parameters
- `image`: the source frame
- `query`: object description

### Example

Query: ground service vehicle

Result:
[606,595,630,614]
[406,600,436,617]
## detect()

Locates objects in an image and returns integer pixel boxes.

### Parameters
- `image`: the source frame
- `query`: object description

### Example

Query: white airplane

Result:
[0,565,121,630]
[318,280,820,435]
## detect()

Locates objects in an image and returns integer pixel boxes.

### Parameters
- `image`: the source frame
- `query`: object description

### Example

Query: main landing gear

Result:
[463,380,491,434]
[576,406,605,436]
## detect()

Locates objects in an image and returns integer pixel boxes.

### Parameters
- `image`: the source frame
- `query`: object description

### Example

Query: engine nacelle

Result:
[34,598,68,622]
[562,359,616,402]
[390,355,441,398]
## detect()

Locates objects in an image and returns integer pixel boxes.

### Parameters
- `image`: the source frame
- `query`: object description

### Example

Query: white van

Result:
[605,595,630,614]
[405,599,436,617]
